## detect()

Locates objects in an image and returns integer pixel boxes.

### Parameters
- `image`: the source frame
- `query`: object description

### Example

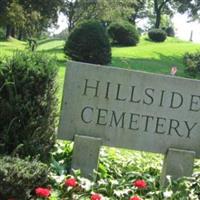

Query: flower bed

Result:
[29,142,200,200]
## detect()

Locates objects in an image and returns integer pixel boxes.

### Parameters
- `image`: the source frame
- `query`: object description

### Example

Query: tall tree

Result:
[177,0,199,21]
[153,0,170,28]
[0,0,64,39]
[128,0,148,25]
[62,0,144,31]
[0,0,25,38]
[5,0,26,38]
[147,0,184,28]
[62,0,97,32]
[0,0,11,38]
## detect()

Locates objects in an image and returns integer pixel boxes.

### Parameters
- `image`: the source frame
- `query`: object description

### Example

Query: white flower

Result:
[51,174,65,184]
[79,177,93,191]
[163,190,173,198]
[98,179,107,185]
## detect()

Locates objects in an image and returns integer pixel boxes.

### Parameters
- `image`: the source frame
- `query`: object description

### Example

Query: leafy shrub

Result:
[108,21,140,46]
[148,28,167,42]
[0,156,48,200]
[183,51,200,77]
[0,52,58,161]
[49,146,200,199]
[64,20,111,65]
[50,141,73,175]
[165,26,175,37]
[44,142,200,199]
[27,38,37,51]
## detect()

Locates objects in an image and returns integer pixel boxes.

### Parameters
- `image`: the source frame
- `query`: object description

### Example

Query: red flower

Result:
[65,177,77,187]
[130,196,142,200]
[91,193,102,200]
[133,179,147,189]
[35,187,51,198]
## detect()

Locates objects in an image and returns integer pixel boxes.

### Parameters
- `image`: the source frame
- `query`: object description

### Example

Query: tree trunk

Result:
[155,10,161,28]
[68,21,74,32]
[11,27,15,38]
[18,29,23,40]
[154,0,169,29]
[6,25,11,39]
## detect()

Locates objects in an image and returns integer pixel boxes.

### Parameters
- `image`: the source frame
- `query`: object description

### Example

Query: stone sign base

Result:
[71,135,102,180]
[160,148,195,186]
[71,138,196,186]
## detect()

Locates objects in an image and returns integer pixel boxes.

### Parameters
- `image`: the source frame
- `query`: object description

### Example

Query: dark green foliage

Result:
[50,141,73,175]
[0,52,58,161]
[0,156,48,200]
[165,27,175,37]
[108,21,140,46]
[183,52,200,77]
[148,28,167,42]
[27,38,37,51]
[0,27,4,39]
[64,20,111,65]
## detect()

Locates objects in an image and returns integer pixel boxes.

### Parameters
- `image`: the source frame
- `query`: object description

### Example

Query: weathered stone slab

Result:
[71,135,102,179]
[58,61,200,157]
[160,148,195,186]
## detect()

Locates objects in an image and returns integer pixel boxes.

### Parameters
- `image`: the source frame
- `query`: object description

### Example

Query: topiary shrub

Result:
[148,28,167,42]
[183,52,200,77]
[108,21,140,46]
[0,156,48,200]
[0,52,58,162]
[165,26,175,37]
[64,20,111,65]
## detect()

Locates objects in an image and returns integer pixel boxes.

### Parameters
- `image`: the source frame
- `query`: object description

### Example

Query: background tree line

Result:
[0,0,199,40]
[0,0,64,39]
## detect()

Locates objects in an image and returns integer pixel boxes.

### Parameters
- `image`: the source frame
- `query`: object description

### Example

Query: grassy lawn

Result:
[0,37,26,57]
[37,39,66,101]
[1,36,200,106]
[35,36,200,77]
[2,36,200,79]
[112,37,200,77]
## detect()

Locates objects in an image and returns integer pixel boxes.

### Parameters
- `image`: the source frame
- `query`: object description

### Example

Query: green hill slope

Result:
[35,37,200,77]
[112,37,200,76]
[1,37,200,79]
[0,37,26,57]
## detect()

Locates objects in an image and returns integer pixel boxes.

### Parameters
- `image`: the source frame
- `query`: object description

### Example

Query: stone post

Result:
[160,148,195,187]
[71,135,102,180]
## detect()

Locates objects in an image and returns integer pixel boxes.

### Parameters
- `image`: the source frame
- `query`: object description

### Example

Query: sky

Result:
[49,13,200,43]
[172,13,200,42]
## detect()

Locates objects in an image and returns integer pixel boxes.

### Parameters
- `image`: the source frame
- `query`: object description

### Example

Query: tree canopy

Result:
[0,0,198,39]
[0,0,64,39]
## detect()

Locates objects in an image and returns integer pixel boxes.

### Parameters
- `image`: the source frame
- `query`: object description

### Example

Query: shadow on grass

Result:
[37,38,64,46]
[144,37,153,42]
[112,53,186,76]
[39,46,64,53]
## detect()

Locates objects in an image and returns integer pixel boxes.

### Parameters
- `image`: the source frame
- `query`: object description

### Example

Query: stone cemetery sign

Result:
[58,61,200,185]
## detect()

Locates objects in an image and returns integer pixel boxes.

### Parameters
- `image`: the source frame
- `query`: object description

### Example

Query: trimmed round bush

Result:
[108,21,139,46]
[166,26,175,37]
[0,52,58,162]
[148,28,167,42]
[183,51,200,77]
[64,20,111,65]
